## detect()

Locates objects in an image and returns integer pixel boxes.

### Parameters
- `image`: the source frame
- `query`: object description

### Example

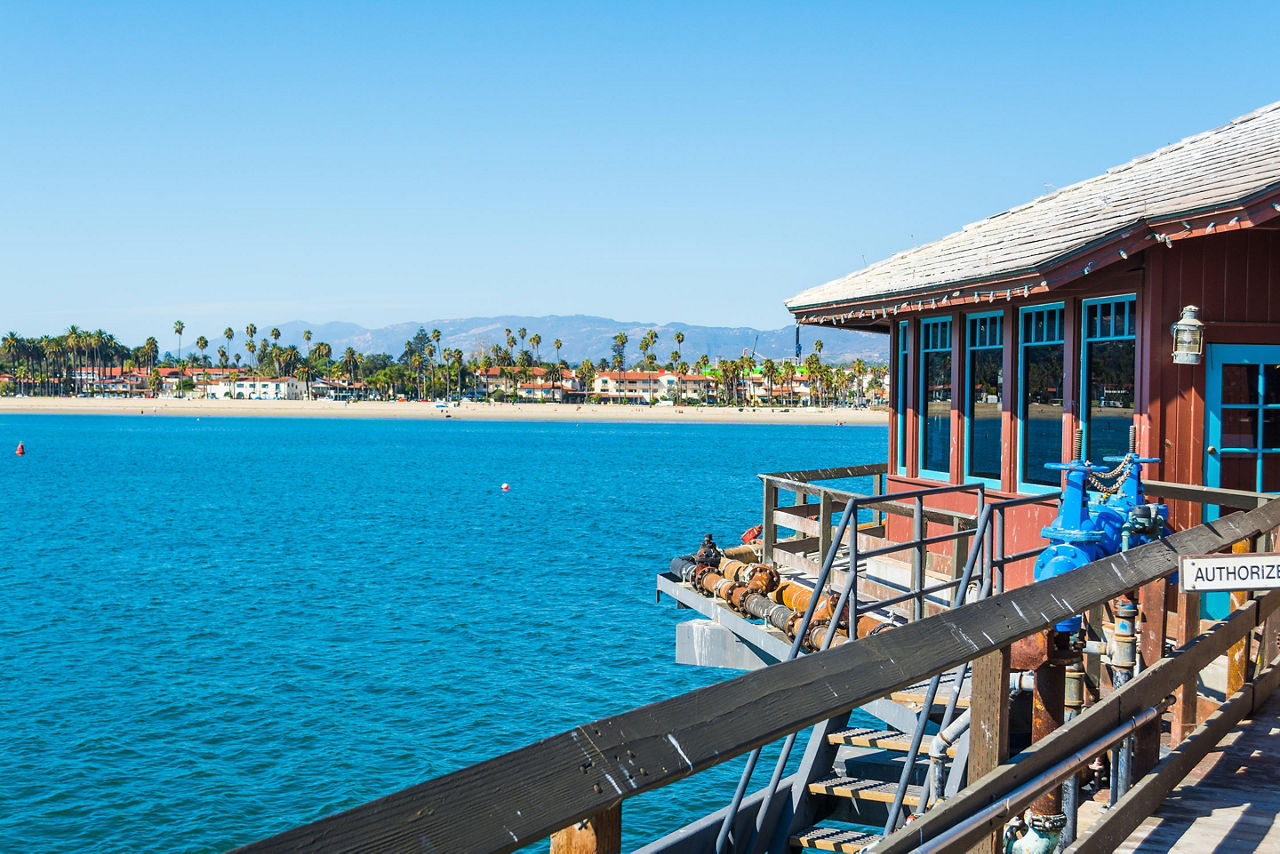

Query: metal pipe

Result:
[912,700,1170,854]
[1030,631,1067,819]
[715,497,859,854]
[1061,662,1085,847]
[913,495,925,622]
[927,708,971,806]
[1111,594,1139,804]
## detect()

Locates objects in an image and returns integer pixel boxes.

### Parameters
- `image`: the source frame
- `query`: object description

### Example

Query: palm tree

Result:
[529,332,541,364]
[517,327,527,351]
[410,352,425,399]
[303,329,312,351]
[553,338,562,365]
[762,359,779,406]
[173,321,185,395]
[782,361,797,406]
[851,358,868,405]
[612,331,628,402]
[342,347,361,397]
[270,327,281,346]
[195,336,209,372]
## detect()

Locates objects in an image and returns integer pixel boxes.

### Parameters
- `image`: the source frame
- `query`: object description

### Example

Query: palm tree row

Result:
[1,322,886,405]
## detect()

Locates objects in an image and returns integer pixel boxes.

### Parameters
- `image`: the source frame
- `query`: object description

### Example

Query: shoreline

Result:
[0,397,888,425]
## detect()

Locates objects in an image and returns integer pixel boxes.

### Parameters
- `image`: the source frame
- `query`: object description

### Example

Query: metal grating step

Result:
[826,726,954,756]
[807,776,922,806]
[790,825,881,852]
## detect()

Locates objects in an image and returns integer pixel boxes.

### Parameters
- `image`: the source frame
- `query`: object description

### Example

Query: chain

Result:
[1088,453,1131,496]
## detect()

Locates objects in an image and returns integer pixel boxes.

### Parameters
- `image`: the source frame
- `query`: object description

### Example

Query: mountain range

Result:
[269,315,888,366]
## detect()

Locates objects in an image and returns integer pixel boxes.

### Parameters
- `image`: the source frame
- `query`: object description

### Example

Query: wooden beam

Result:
[873,591,1280,854]
[965,646,1010,854]
[1065,658,1280,854]
[550,805,621,854]
[231,503,1280,854]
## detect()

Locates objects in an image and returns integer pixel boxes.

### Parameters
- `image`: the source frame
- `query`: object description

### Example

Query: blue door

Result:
[1203,344,1280,617]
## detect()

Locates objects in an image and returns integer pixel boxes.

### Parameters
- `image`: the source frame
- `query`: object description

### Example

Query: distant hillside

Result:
[272,315,887,366]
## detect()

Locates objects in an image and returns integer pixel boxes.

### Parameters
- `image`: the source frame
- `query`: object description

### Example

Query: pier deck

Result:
[1116,691,1280,852]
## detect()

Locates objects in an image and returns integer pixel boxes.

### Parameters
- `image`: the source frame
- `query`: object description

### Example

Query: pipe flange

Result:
[1028,813,1067,833]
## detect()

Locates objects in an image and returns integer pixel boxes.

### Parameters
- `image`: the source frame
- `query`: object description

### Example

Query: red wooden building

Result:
[786,102,1280,587]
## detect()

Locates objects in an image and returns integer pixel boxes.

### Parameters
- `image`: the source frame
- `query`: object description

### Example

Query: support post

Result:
[818,491,833,567]
[1171,588,1201,744]
[550,804,621,854]
[965,644,1010,854]
[1134,577,1168,775]
[763,482,778,564]
[1226,539,1254,696]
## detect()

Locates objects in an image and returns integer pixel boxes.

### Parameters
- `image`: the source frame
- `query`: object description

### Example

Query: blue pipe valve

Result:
[1100,454,1161,506]
[1034,460,1109,632]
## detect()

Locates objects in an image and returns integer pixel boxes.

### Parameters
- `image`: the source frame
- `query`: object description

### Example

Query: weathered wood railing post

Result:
[762,479,778,564]
[550,805,621,854]
[818,490,833,566]
[966,643,1011,854]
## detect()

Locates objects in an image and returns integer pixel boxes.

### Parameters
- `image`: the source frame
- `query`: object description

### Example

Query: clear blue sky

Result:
[3,1,1277,346]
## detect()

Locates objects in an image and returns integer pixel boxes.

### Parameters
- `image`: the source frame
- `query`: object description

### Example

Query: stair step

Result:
[827,726,955,756]
[807,776,922,806]
[890,678,970,709]
[790,825,882,852]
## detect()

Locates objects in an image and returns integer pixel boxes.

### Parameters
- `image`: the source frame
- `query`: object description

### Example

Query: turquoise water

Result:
[0,415,885,852]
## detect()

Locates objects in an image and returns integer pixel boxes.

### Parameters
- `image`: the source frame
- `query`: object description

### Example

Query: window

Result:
[919,318,952,477]
[896,321,909,474]
[1019,305,1065,488]
[966,313,1003,482]
[1081,295,1136,463]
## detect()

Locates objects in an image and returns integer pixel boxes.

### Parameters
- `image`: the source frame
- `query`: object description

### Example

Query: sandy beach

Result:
[0,396,888,425]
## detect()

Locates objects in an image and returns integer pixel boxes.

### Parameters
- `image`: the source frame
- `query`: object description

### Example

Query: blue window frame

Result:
[1080,295,1136,463]
[896,321,909,475]
[965,312,1003,485]
[918,318,952,479]
[1018,304,1065,490]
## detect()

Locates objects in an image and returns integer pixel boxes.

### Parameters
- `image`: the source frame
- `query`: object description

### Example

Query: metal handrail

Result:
[725,482,990,852]
[712,495,862,854]
[881,491,1059,833]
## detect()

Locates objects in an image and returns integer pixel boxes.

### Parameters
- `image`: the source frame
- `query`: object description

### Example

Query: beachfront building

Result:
[593,371,714,404]
[474,366,582,401]
[206,375,305,400]
[785,100,1280,586]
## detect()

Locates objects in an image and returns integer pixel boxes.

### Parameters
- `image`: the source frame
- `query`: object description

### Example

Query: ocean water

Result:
[0,414,886,852]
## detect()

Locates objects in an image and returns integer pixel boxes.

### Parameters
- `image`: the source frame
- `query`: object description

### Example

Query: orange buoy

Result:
[15,441,25,456]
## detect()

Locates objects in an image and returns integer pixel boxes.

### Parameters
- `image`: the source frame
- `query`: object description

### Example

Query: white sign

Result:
[1180,553,1280,592]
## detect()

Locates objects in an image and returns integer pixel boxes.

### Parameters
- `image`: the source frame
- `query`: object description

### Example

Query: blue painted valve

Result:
[1091,455,1165,554]
[1034,459,1109,632]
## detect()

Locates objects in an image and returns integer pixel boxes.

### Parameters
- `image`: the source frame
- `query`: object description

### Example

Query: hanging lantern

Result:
[1171,305,1204,365]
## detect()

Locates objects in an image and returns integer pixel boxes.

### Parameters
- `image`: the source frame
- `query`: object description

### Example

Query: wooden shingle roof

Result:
[787,101,1280,316]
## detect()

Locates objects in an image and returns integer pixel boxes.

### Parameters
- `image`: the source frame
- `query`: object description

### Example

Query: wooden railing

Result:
[231,498,1280,854]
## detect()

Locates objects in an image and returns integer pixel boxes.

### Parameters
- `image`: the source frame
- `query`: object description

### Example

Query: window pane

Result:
[1023,342,1064,485]
[1222,409,1258,448]
[1219,452,1258,493]
[1264,411,1280,450]
[1221,364,1259,405]
[1264,455,1280,493]
[1086,339,1135,461]
[1266,364,1280,406]
[922,350,952,473]
[968,349,1002,479]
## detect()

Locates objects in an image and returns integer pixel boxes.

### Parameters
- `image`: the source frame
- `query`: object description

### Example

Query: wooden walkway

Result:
[1117,691,1280,852]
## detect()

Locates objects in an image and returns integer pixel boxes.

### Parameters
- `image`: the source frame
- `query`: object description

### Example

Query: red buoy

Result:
[501,482,510,491]
[15,442,25,456]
